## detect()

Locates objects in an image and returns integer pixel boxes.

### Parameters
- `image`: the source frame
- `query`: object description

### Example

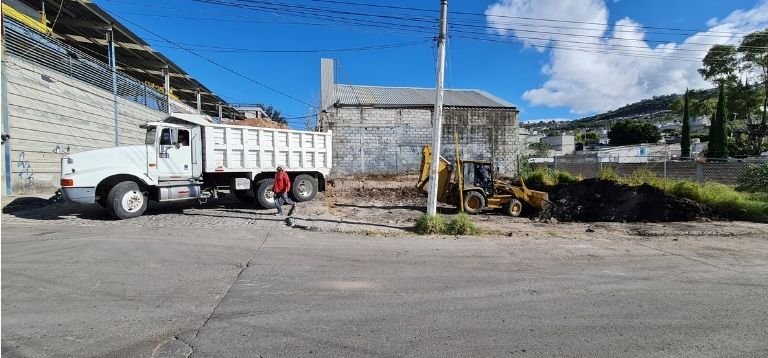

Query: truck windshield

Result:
[145,127,157,145]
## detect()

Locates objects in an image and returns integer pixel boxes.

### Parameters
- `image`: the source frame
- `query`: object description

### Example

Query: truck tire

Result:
[291,174,317,202]
[507,198,523,217]
[233,189,255,203]
[255,178,276,209]
[463,191,485,215]
[106,181,147,219]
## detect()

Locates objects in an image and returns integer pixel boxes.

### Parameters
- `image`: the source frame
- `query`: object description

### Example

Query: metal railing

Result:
[3,17,169,113]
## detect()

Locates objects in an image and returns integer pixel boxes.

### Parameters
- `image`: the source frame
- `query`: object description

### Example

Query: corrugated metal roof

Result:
[333,85,515,108]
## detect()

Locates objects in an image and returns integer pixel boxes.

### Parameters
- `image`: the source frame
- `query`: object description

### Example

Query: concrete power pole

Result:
[426,0,448,215]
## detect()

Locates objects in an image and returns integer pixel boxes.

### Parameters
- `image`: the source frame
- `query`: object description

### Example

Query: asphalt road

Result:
[2,208,768,357]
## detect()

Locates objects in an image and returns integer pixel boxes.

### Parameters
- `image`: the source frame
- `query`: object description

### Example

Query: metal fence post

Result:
[107,26,119,146]
[1,33,12,195]
[164,65,171,114]
[696,161,704,183]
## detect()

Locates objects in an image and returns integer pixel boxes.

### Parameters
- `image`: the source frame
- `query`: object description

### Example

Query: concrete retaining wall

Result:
[324,107,521,177]
[2,56,166,194]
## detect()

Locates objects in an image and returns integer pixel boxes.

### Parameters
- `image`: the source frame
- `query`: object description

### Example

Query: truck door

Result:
[157,127,193,181]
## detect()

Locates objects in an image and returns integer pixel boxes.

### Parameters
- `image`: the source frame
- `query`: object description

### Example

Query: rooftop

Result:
[333,84,516,109]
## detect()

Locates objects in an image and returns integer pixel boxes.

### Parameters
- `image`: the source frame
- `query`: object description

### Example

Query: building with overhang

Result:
[1,0,242,193]
[318,59,522,176]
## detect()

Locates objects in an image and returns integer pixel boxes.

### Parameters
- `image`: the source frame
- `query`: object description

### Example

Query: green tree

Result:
[608,120,661,146]
[729,81,762,154]
[528,142,552,157]
[575,131,599,144]
[681,89,692,158]
[738,29,768,153]
[698,44,739,86]
[708,83,729,159]
[257,103,288,125]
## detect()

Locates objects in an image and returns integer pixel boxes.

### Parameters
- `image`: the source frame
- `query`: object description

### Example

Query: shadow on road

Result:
[1,195,259,221]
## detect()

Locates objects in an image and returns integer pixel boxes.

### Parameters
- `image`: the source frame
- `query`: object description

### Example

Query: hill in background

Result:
[524,88,718,133]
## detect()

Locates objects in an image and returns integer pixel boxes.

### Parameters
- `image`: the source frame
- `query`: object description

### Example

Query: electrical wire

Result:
[107,11,317,108]
[99,0,767,57]
[147,39,431,53]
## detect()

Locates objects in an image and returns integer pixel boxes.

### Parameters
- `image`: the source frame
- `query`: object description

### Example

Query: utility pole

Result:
[426,0,448,216]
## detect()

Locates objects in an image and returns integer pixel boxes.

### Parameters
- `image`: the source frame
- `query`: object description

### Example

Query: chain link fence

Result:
[4,17,170,113]
[529,155,768,186]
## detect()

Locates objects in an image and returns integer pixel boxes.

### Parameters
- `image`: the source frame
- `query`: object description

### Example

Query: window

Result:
[160,128,173,145]
[178,130,189,146]
[145,127,157,145]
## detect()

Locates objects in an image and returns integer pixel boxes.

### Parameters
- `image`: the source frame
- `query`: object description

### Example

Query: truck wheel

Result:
[291,174,317,202]
[507,198,523,217]
[233,189,255,203]
[255,178,276,209]
[463,191,485,215]
[106,181,147,219]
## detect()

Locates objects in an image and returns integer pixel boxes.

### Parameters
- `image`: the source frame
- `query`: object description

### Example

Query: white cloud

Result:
[485,0,768,114]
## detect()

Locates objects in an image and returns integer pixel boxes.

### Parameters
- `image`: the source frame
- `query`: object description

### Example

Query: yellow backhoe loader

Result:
[416,145,552,216]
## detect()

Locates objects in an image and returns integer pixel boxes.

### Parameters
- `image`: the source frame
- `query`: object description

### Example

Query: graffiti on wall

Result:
[16,151,34,188]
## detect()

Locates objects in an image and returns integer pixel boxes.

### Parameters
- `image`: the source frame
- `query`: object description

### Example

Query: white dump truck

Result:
[59,113,332,219]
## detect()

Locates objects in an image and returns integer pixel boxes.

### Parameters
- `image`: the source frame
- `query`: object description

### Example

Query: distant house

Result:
[541,134,575,156]
[318,59,523,176]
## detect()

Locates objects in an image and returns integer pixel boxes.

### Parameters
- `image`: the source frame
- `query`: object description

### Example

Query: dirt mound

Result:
[547,178,710,222]
[222,118,287,129]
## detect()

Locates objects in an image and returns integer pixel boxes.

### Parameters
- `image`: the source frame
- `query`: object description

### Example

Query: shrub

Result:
[415,214,447,235]
[598,166,620,181]
[523,167,555,188]
[523,167,579,187]
[447,213,479,235]
[556,171,580,184]
[668,180,768,222]
[737,163,768,193]
[624,167,666,188]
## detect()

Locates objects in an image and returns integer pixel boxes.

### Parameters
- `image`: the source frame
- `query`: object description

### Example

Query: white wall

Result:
[2,56,166,194]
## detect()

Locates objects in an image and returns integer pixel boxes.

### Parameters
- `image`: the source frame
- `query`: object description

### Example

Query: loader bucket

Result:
[525,189,551,210]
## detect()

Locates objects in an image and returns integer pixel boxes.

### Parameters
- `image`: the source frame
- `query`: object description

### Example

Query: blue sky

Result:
[95,0,768,128]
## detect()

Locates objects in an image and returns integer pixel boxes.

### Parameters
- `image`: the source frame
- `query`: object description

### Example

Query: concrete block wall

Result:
[324,106,521,176]
[2,56,167,194]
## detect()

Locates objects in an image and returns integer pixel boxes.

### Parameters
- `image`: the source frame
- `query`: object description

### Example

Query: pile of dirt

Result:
[223,118,287,129]
[546,178,710,222]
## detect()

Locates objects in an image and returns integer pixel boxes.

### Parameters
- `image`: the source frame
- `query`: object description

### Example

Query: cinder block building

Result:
[318,59,522,176]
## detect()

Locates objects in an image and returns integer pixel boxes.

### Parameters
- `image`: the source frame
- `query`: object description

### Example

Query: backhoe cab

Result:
[417,145,552,216]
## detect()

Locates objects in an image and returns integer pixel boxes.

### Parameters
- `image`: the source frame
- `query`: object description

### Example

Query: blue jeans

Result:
[274,192,295,214]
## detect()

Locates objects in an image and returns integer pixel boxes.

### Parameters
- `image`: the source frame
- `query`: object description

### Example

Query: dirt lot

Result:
[285,177,767,241]
[3,175,765,240]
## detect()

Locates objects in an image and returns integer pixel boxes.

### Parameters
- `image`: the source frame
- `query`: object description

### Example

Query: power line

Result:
[146,39,431,53]
[107,11,316,108]
[210,0,757,36]
[183,0,767,53]
[101,0,766,57]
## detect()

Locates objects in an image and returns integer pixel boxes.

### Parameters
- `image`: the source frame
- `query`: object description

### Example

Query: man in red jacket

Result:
[272,164,296,216]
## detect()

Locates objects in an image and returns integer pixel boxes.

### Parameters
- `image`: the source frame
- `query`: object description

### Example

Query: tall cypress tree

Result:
[681,89,691,159]
[708,83,728,159]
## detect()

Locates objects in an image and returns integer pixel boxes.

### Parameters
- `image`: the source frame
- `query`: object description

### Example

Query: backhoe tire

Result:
[507,198,523,217]
[291,174,317,202]
[255,178,276,209]
[463,191,485,215]
[106,181,147,220]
